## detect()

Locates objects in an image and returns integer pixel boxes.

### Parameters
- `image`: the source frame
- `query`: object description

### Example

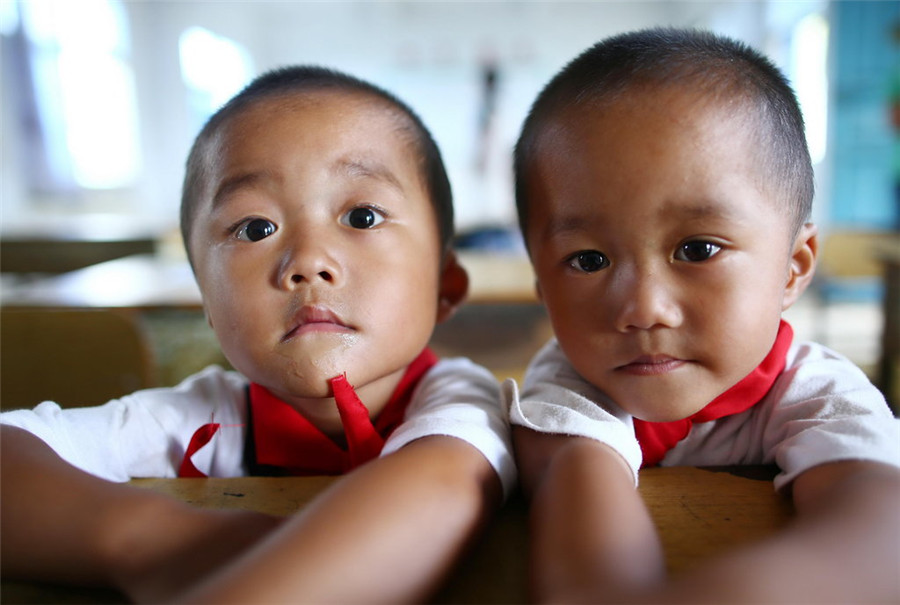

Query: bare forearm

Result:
[630,461,900,604]
[178,435,501,605]
[1,425,139,585]
[1,425,280,603]
[517,430,665,604]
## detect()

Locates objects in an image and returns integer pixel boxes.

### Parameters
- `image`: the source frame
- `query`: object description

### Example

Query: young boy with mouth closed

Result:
[1,66,514,603]
[507,27,900,603]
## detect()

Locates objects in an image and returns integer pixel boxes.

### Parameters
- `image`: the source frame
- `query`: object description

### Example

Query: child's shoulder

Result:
[426,356,498,382]
[783,339,873,387]
[411,356,501,405]
[134,364,250,425]
[167,364,249,398]
[773,339,890,417]
[1,365,248,429]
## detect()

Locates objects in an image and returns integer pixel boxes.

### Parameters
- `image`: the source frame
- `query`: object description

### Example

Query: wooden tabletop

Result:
[1,466,792,604]
[875,237,900,410]
[0,251,537,310]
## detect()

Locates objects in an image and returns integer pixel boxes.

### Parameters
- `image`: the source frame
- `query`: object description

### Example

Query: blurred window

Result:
[791,12,829,166]
[178,26,253,133]
[14,0,140,191]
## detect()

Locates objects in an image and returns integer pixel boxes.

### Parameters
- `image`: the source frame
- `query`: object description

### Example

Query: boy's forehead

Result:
[206,90,419,180]
[525,88,787,224]
[191,89,432,216]
[221,89,408,139]
[534,84,759,172]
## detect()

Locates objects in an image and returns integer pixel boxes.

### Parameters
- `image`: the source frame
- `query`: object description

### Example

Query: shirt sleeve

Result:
[762,342,900,491]
[381,357,516,497]
[0,366,249,481]
[505,339,642,485]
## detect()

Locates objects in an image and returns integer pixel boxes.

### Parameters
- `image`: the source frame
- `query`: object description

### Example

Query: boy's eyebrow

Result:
[333,157,405,193]
[210,158,406,209]
[668,202,740,221]
[212,172,272,208]
[538,201,743,242]
[539,214,587,242]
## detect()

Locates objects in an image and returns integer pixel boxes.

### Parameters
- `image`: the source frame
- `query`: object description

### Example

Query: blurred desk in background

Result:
[1,466,791,605]
[0,214,166,275]
[0,251,537,310]
[0,251,540,395]
[875,237,900,411]
[457,250,537,304]
[1,255,201,310]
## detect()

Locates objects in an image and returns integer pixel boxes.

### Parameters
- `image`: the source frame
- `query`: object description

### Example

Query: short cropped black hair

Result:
[180,65,454,266]
[514,27,814,239]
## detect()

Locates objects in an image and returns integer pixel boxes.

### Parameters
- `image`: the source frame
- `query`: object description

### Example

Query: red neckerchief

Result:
[632,321,793,467]
[178,348,439,477]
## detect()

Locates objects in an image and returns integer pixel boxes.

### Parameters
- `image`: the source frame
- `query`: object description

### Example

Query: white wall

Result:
[4,0,818,235]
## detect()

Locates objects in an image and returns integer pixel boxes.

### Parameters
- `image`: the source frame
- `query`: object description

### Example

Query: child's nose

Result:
[277,241,340,289]
[612,267,682,332]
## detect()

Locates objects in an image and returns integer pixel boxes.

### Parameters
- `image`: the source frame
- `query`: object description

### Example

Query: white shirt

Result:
[507,338,900,491]
[3,358,516,496]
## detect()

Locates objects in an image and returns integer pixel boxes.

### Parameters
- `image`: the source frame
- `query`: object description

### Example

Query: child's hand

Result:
[1,425,281,604]
[111,501,282,603]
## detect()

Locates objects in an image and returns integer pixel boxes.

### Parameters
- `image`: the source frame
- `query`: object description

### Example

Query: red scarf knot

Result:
[178,348,439,477]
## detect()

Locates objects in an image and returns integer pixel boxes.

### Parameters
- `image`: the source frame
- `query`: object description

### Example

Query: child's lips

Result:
[282,306,354,341]
[617,355,687,376]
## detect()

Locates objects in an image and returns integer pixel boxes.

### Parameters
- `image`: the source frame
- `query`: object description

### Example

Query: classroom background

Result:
[1,0,897,413]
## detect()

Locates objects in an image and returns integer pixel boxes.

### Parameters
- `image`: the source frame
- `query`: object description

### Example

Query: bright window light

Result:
[58,50,140,187]
[20,0,139,190]
[179,27,253,121]
[0,0,19,36]
[791,13,829,165]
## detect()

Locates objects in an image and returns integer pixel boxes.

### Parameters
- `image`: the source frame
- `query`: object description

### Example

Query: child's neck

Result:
[282,369,407,439]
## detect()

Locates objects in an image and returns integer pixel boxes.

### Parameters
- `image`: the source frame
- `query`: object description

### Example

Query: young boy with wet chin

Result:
[507,27,900,603]
[1,66,514,603]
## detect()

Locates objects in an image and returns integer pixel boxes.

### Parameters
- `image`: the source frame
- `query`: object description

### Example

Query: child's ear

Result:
[782,222,818,311]
[436,251,469,324]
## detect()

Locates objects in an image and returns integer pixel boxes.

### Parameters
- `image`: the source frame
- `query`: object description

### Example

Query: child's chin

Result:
[626,394,714,423]
[271,362,347,399]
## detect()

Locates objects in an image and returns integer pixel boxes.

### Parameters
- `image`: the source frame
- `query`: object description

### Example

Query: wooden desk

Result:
[1,466,792,604]
[0,214,165,275]
[875,237,900,411]
[457,251,537,304]
[0,255,201,310]
[0,251,537,310]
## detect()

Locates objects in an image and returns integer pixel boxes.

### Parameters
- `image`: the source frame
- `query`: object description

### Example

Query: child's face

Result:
[524,87,814,422]
[188,91,452,412]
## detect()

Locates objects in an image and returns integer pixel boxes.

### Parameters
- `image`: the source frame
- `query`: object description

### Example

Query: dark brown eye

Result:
[341,206,385,229]
[568,250,609,273]
[676,241,721,262]
[237,218,276,242]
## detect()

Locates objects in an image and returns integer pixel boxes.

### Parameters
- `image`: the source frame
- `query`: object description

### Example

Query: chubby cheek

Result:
[544,285,604,344]
[207,308,263,375]
[362,270,438,347]
[701,291,784,385]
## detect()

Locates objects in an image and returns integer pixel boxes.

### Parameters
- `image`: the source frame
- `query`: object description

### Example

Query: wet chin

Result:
[230,355,347,400]
[283,358,348,396]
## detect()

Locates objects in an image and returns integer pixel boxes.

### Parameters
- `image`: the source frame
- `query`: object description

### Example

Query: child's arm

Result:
[519,419,900,604]
[514,426,666,604]
[175,433,502,604]
[0,425,281,603]
[644,459,900,603]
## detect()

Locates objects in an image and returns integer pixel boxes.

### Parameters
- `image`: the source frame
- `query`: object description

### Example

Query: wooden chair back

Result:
[1,308,157,411]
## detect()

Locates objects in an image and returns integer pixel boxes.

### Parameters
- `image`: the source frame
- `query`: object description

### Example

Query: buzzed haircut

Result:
[514,27,814,239]
[180,65,454,266]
